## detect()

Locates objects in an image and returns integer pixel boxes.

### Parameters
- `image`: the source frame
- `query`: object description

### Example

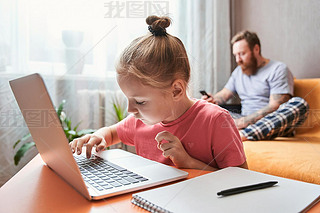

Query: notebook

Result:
[132,167,320,213]
[9,73,188,200]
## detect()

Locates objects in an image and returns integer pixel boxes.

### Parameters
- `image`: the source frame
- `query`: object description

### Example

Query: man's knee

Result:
[278,96,309,127]
[280,97,309,113]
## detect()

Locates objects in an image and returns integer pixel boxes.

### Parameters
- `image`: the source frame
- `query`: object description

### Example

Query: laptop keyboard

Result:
[74,155,148,191]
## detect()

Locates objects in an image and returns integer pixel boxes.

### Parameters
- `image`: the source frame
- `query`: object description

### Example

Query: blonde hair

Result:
[116,15,190,88]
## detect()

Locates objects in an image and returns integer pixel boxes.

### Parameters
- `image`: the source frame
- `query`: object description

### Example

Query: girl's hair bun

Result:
[146,15,171,36]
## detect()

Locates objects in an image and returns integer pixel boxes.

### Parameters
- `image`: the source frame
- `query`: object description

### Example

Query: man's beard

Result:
[239,52,258,75]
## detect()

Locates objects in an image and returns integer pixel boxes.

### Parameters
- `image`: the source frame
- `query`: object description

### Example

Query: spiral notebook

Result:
[131,167,320,213]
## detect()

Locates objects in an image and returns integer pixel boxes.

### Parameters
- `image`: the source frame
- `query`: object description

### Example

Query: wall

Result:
[232,0,320,78]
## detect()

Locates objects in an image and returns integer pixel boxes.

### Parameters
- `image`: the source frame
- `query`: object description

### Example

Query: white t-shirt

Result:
[225,60,294,116]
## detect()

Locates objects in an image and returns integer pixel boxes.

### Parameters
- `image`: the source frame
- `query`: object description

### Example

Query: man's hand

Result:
[155,131,193,168]
[201,88,234,105]
[201,93,218,104]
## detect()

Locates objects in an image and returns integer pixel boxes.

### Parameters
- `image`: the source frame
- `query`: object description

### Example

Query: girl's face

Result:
[118,77,174,125]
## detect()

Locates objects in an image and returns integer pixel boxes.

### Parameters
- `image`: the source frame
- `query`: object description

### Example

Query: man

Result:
[203,30,309,141]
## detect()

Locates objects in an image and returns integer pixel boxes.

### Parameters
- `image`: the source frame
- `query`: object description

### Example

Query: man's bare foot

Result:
[239,131,247,141]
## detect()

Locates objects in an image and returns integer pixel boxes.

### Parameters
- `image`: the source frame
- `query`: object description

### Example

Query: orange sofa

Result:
[243,78,320,184]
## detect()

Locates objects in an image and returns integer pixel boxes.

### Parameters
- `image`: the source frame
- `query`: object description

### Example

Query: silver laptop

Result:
[9,73,188,200]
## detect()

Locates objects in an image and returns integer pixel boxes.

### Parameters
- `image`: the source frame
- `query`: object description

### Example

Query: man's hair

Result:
[231,30,261,54]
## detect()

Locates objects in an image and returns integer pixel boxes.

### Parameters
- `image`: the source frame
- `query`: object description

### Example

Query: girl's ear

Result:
[171,79,185,100]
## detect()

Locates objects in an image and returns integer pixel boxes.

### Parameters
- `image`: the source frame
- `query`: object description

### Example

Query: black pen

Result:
[217,181,278,196]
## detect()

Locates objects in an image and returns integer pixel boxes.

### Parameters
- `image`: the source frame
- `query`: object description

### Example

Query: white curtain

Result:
[177,0,231,98]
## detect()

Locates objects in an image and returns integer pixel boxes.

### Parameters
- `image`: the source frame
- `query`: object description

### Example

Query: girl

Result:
[70,15,247,171]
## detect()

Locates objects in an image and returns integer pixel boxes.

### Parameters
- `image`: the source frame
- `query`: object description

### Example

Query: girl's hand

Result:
[69,134,108,158]
[155,131,192,168]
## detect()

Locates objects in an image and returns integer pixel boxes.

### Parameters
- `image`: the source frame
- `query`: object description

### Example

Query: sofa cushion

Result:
[244,137,320,184]
[294,78,320,137]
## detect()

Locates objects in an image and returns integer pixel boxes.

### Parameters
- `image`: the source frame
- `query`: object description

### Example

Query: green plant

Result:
[13,100,95,165]
[111,93,129,150]
[112,100,127,122]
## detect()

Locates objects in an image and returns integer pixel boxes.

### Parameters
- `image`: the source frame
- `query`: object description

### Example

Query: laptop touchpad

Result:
[110,155,157,170]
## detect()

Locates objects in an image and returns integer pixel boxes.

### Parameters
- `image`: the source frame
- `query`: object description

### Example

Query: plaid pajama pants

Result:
[237,97,309,141]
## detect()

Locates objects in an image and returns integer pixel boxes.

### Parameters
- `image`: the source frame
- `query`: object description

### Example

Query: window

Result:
[0,0,179,78]
[0,1,180,187]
